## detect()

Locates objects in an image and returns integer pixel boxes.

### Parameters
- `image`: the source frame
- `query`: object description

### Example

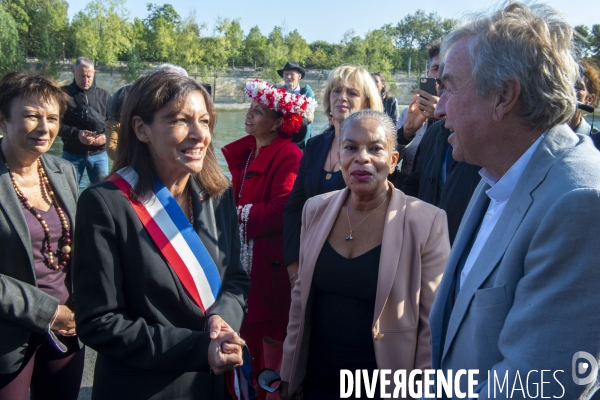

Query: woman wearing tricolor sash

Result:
[72,71,251,399]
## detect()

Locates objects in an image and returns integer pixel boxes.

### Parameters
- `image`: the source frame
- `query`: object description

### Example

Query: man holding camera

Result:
[59,57,110,184]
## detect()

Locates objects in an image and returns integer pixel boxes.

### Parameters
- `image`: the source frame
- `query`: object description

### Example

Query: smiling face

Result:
[245,101,281,140]
[133,90,211,185]
[0,95,60,159]
[73,65,95,91]
[283,70,302,90]
[339,117,398,198]
[330,82,369,123]
[435,38,495,165]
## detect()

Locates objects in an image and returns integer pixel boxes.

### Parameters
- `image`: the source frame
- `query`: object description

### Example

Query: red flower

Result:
[280,114,303,136]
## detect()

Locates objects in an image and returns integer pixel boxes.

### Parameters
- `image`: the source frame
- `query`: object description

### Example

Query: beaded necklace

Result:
[238,150,253,199]
[1,149,72,270]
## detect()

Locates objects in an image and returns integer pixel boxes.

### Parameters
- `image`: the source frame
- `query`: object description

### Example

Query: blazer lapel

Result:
[435,180,490,359]
[0,156,34,267]
[41,155,78,227]
[442,130,564,359]
[373,183,406,326]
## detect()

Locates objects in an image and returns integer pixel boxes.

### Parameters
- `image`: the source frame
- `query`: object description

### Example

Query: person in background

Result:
[106,64,189,161]
[222,80,314,400]
[59,57,111,184]
[372,72,399,125]
[569,60,599,136]
[280,110,449,399]
[397,40,441,174]
[277,61,315,149]
[72,71,249,399]
[283,65,383,289]
[0,72,84,400]
[429,3,600,398]
[105,84,131,160]
[401,62,481,244]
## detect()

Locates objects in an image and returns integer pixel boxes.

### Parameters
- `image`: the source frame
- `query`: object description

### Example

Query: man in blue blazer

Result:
[429,3,600,399]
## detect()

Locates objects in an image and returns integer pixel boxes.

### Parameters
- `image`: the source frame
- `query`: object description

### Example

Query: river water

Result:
[46,111,598,191]
[47,110,331,190]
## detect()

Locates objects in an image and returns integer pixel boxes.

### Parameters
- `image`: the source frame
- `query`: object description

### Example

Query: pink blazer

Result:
[281,183,450,394]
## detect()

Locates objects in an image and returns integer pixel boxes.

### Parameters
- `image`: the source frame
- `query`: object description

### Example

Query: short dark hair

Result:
[111,70,229,199]
[427,39,442,61]
[0,71,69,121]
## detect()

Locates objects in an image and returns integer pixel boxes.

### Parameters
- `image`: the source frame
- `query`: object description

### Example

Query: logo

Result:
[572,351,599,385]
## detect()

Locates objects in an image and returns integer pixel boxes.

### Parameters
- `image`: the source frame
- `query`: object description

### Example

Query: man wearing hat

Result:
[278,61,315,149]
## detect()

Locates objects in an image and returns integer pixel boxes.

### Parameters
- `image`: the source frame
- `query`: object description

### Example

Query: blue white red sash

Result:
[108,167,221,313]
[228,345,255,400]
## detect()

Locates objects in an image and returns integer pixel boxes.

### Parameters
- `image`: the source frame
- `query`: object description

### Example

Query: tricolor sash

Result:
[109,167,221,313]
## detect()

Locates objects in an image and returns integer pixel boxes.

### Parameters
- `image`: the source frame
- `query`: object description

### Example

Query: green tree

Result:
[0,2,23,74]
[263,26,289,81]
[2,0,69,58]
[363,29,395,72]
[142,3,180,62]
[307,41,342,69]
[241,25,267,67]
[70,0,131,65]
[575,24,600,62]
[284,30,311,65]
[122,46,142,83]
[173,14,206,71]
[385,10,457,75]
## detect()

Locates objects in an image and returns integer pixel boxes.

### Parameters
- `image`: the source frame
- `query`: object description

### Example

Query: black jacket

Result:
[401,120,481,244]
[59,80,111,154]
[73,180,250,399]
[283,129,346,265]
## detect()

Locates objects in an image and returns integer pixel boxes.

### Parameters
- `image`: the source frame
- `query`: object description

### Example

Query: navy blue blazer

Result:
[283,129,346,265]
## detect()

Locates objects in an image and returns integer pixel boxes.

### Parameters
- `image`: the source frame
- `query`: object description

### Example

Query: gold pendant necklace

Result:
[345,193,388,240]
[325,152,339,180]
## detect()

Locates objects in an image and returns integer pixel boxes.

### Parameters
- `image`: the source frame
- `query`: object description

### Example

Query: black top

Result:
[319,169,342,194]
[304,241,381,398]
[283,129,346,265]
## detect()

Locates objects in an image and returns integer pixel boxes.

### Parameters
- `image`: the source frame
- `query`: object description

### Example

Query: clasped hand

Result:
[51,304,76,336]
[207,315,245,375]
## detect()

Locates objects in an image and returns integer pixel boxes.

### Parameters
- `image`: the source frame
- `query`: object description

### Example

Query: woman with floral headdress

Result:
[222,80,316,397]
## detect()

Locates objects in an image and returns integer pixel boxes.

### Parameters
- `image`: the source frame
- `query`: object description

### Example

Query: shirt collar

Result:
[574,118,592,135]
[480,133,545,203]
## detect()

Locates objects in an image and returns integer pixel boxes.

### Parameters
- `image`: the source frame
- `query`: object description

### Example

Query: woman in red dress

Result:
[222,80,316,399]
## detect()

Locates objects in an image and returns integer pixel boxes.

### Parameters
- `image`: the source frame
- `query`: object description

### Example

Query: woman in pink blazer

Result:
[280,110,450,399]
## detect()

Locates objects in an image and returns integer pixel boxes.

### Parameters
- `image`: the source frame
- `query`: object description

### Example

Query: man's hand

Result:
[51,304,76,336]
[90,133,106,146]
[208,330,244,375]
[413,89,439,120]
[403,96,428,139]
[78,130,95,145]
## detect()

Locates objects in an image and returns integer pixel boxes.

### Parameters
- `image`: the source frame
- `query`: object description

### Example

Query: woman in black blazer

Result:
[283,66,384,282]
[0,73,84,400]
[72,71,250,399]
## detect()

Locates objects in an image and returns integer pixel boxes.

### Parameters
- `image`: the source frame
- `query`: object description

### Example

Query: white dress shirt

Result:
[460,134,545,287]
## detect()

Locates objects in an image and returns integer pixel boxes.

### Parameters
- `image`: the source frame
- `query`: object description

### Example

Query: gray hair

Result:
[340,109,397,151]
[442,2,578,130]
[74,57,94,69]
[152,63,188,77]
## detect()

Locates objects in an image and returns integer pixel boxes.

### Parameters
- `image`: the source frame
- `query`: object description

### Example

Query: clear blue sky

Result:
[66,0,599,44]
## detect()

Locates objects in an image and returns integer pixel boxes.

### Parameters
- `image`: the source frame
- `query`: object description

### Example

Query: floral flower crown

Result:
[244,80,317,136]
